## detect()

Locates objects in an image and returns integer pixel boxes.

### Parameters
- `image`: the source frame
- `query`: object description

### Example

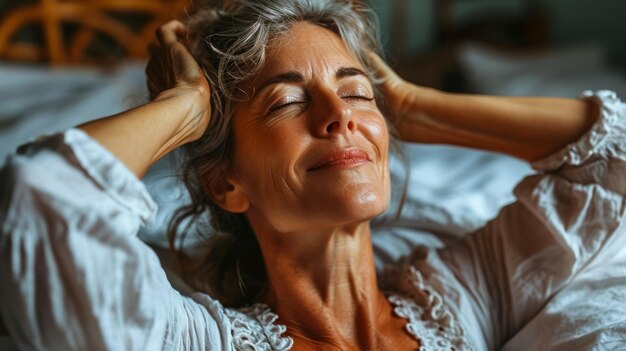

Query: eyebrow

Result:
[256,71,304,93]
[335,67,368,80]
[255,66,369,94]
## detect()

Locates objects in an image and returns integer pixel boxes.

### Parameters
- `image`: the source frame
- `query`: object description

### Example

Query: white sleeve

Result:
[0,129,231,350]
[437,90,626,349]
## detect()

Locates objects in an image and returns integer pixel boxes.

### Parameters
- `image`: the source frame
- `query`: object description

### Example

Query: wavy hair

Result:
[169,0,393,307]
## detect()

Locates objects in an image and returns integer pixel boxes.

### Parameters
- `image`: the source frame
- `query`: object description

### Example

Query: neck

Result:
[254,220,393,349]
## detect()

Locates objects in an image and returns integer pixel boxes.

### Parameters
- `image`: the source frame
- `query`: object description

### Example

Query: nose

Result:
[314,92,357,137]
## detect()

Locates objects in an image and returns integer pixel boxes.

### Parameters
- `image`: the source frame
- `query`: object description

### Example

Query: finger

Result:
[368,52,396,80]
[145,61,158,95]
[170,42,202,77]
[156,20,187,46]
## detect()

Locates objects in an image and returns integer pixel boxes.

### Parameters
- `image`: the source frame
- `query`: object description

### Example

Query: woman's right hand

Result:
[79,20,213,177]
[146,20,212,142]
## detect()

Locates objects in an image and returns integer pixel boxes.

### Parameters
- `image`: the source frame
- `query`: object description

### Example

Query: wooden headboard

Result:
[0,0,189,65]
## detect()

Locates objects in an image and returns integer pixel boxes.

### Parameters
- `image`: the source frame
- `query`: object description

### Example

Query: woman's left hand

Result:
[369,53,418,126]
[368,53,599,161]
[369,53,445,143]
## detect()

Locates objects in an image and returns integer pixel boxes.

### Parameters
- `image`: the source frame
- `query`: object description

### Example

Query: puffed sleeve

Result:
[433,91,626,350]
[0,129,232,350]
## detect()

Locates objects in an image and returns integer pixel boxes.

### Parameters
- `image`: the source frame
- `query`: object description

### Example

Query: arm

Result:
[0,21,229,350]
[0,129,229,350]
[370,54,600,161]
[372,50,626,348]
[438,91,626,349]
[79,20,211,178]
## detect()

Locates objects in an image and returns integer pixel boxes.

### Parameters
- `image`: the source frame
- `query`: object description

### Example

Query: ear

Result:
[204,172,250,214]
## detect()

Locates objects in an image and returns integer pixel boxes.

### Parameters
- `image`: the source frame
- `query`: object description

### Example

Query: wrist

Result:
[391,85,460,144]
[393,83,437,125]
[154,85,211,145]
[154,84,206,115]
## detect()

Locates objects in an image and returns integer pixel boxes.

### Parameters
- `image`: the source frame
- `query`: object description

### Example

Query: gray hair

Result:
[168,0,389,307]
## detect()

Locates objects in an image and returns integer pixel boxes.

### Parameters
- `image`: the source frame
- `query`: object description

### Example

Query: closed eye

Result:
[342,96,374,101]
[269,101,306,112]
[268,95,373,113]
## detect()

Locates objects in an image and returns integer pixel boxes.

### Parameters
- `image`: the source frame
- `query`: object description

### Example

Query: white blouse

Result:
[1,90,625,351]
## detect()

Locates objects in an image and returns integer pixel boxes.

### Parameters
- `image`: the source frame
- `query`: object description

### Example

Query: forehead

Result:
[252,21,363,84]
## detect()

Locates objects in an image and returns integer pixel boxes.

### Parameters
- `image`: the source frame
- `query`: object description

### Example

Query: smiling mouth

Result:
[308,148,370,171]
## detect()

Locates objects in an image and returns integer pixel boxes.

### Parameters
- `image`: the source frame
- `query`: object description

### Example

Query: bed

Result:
[1,0,626,350]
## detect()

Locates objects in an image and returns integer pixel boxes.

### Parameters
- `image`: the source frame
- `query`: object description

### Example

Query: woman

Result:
[1,0,624,350]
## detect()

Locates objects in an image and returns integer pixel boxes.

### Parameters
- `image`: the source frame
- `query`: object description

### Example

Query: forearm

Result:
[79,90,199,178]
[396,86,600,161]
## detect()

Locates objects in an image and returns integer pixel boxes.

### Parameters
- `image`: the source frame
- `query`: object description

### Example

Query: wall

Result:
[369,0,626,70]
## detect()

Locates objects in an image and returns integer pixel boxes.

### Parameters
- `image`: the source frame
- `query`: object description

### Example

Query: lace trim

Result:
[224,252,469,350]
[532,90,623,170]
[224,303,293,351]
[382,249,471,350]
[574,90,622,163]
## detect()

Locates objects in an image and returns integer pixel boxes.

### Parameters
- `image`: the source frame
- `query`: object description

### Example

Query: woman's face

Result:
[226,21,390,234]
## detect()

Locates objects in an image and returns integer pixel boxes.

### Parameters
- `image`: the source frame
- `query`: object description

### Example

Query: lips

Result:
[308,148,370,171]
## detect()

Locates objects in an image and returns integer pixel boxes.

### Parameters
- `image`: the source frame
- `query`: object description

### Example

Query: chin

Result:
[327,185,390,224]
[260,175,391,233]
[322,171,391,223]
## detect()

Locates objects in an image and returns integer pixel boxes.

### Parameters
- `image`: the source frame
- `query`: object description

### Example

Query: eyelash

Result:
[269,101,303,112]
[344,95,375,101]
[269,95,374,113]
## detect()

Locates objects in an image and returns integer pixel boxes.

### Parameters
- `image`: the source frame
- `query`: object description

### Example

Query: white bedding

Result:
[1,54,625,349]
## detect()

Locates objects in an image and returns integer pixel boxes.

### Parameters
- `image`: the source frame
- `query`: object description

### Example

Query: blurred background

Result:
[0,0,625,157]
[370,0,626,92]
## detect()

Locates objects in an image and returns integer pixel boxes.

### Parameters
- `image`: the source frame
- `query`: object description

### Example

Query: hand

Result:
[146,20,211,142]
[369,53,415,125]
[369,53,445,144]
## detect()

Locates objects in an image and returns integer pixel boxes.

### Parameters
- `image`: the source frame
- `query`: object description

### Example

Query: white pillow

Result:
[458,43,613,96]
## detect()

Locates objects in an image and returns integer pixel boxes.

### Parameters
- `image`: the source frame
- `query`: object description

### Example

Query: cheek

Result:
[363,114,392,204]
[360,113,390,163]
[232,120,309,202]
